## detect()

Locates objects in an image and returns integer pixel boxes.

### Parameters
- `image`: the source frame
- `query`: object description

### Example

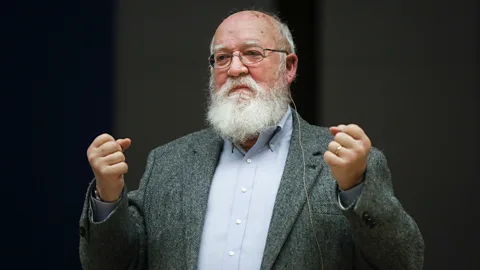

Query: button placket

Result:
[223,157,256,268]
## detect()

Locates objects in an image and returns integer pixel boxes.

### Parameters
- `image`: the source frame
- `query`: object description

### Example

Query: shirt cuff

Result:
[337,182,364,210]
[90,195,121,222]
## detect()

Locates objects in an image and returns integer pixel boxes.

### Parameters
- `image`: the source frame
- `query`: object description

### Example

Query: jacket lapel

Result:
[182,130,223,270]
[261,112,328,270]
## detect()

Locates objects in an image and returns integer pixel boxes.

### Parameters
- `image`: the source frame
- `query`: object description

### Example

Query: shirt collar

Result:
[228,106,293,154]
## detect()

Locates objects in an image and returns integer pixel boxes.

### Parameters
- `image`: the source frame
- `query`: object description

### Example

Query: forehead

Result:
[213,11,278,50]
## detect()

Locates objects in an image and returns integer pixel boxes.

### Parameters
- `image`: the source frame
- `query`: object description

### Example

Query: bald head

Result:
[210,11,295,55]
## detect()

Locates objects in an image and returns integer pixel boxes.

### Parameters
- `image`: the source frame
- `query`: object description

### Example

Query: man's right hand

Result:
[87,133,131,202]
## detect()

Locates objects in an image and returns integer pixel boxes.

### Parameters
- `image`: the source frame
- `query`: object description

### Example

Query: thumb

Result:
[116,138,132,152]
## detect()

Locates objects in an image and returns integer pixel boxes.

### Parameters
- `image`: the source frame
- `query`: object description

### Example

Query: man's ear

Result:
[285,54,298,84]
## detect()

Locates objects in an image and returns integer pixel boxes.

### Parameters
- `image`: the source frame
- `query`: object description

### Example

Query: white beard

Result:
[207,69,290,144]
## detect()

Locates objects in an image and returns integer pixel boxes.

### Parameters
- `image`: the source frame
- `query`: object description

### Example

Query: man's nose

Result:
[227,54,249,77]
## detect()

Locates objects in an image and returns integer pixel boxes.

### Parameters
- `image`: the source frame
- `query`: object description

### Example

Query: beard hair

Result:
[206,65,291,144]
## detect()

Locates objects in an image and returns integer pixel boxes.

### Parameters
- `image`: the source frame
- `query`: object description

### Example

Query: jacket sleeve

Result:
[339,147,425,269]
[79,150,156,270]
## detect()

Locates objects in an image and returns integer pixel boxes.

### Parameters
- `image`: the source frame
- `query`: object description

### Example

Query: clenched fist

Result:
[323,124,371,191]
[87,133,131,202]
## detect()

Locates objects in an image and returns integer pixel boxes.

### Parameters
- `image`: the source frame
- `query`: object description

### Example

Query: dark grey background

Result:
[19,0,477,269]
[321,1,478,269]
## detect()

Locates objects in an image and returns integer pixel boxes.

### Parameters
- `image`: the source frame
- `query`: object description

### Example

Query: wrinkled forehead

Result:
[213,12,278,51]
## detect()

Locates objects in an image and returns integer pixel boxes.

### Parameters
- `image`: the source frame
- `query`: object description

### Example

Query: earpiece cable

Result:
[289,95,324,270]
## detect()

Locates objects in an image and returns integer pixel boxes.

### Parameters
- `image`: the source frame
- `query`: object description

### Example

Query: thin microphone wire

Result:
[289,94,324,270]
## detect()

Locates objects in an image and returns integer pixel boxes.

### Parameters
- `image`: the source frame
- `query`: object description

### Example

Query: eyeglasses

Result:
[209,47,288,69]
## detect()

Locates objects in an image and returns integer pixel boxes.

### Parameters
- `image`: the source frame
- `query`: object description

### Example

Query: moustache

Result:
[215,76,261,97]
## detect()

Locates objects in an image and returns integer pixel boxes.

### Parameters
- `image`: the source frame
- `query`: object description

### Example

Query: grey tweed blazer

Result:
[79,112,424,270]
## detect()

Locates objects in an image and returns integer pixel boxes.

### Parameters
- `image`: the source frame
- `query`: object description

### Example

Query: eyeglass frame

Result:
[208,47,289,68]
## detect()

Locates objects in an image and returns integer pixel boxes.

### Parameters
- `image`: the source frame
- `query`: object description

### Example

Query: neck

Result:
[240,137,258,152]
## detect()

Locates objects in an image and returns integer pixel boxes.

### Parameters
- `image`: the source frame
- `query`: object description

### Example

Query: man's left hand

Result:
[324,124,371,191]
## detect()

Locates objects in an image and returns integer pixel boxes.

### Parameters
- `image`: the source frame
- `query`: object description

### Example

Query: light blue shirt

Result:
[197,107,293,270]
[90,106,364,269]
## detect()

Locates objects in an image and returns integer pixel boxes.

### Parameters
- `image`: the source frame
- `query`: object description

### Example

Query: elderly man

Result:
[79,10,424,270]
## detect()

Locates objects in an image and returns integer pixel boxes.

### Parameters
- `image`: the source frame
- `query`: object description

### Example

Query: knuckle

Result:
[359,140,370,151]
[344,125,354,133]
[112,152,124,162]
[365,138,372,148]
[105,141,121,151]
[90,158,101,169]
[103,141,114,148]
[88,145,99,155]
[99,166,109,176]
[87,154,96,164]
[100,133,114,140]
[324,153,333,163]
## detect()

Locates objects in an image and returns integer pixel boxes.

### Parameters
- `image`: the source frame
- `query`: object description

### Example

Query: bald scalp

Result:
[210,10,295,55]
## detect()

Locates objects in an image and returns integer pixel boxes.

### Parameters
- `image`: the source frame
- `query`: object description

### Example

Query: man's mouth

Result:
[228,85,253,96]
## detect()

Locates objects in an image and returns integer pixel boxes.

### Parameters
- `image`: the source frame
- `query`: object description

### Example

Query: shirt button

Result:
[236,219,242,225]
[229,251,235,256]
[241,188,247,193]
[269,143,274,149]
[246,159,252,164]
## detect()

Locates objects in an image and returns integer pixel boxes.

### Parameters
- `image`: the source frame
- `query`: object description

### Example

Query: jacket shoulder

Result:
[150,128,217,155]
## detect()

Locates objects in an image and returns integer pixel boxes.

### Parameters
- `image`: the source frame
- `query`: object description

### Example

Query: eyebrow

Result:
[244,40,262,47]
[213,40,263,53]
[213,44,227,51]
